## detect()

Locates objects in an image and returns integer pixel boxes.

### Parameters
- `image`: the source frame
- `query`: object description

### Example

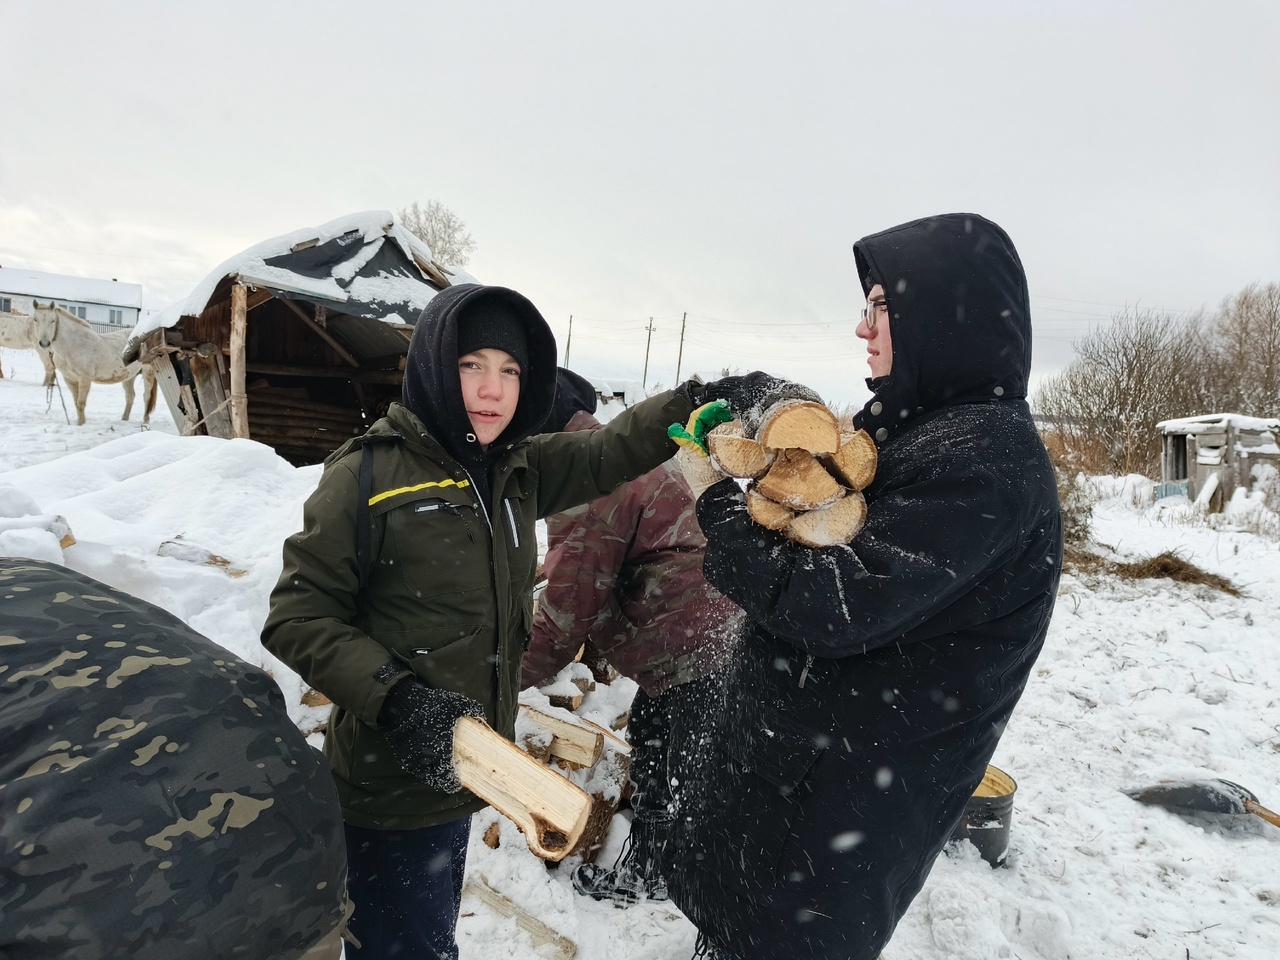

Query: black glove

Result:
[675,376,709,408]
[378,678,485,793]
[702,371,823,431]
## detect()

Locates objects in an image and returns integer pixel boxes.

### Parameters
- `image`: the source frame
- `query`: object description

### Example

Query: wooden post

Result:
[229,283,249,438]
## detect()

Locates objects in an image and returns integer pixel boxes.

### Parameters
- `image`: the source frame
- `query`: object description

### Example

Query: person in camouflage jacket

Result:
[0,559,348,960]
[523,366,742,907]
[262,285,706,960]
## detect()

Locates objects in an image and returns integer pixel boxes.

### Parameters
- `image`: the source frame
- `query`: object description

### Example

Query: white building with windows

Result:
[0,266,143,334]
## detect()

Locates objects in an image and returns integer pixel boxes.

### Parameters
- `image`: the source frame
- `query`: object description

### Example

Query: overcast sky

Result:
[3,1,1277,409]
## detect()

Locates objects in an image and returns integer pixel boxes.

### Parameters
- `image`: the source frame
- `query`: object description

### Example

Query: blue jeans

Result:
[344,817,471,960]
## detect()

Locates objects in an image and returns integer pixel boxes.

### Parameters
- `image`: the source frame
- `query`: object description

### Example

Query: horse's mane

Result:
[37,304,95,330]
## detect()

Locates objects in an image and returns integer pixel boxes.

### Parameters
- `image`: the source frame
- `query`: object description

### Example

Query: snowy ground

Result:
[3,351,1278,959]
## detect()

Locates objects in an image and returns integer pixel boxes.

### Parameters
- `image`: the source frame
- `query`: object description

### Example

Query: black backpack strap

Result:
[356,441,376,589]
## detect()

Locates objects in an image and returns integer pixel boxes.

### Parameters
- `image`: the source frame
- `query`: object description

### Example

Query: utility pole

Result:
[675,312,687,382]
[642,317,654,389]
[564,315,573,366]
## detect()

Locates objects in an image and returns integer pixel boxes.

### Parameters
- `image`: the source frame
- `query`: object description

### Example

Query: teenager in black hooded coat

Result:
[666,213,1063,960]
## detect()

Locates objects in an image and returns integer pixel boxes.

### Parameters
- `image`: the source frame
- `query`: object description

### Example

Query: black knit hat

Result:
[456,300,529,373]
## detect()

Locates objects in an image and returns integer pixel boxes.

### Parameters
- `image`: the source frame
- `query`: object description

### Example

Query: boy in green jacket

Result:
[263,283,705,960]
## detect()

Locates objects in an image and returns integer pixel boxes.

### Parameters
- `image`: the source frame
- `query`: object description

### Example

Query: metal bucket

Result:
[949,764,1017,867]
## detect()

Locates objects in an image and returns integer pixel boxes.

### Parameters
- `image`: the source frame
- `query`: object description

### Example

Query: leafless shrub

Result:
[398,200,477,267]
[1036,308,1215,475]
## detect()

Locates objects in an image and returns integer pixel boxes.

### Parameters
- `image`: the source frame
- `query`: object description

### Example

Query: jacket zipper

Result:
[415,501,475,542]
[799,653,814,688]
[459,466,493,534]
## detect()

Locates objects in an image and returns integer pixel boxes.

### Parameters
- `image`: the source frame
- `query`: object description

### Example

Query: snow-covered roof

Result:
[1157,413,1280,435]
[128,210,477,345]
[0,267,143,309]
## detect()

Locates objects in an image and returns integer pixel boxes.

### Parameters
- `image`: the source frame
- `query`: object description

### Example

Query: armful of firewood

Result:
[704,398,878,547]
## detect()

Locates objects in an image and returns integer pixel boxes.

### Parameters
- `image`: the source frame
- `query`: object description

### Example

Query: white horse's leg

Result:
[121,376,136,422]
[72,379,90,426]
[143,367,158,423]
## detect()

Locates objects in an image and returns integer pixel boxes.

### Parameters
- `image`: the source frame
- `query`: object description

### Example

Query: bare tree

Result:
[397,200,477,267]
[1036,308,1214,475]
[1209,282,1280,416]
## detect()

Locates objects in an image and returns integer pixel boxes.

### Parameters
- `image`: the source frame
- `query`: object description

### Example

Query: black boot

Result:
[571,818,671,907]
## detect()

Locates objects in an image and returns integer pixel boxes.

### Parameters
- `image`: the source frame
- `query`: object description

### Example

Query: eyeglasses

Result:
[860,298,888,331]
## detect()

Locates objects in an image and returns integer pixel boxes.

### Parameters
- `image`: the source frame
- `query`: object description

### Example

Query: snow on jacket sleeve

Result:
[261,457,411,727]
[695,454,1021,658]
[523,494,635,689]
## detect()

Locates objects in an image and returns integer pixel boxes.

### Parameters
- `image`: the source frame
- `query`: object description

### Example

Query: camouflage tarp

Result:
[0,559,347,960]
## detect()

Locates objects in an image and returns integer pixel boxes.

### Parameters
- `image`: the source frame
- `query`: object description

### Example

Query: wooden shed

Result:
[1156,413,1280,511]
[124,212,472,465]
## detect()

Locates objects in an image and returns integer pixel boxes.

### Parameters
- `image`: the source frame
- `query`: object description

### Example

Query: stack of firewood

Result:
[706,399,878,546]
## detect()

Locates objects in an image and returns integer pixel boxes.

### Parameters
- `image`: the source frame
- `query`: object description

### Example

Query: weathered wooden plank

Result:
[462,879,576,959]
[244,362,402,384]
[229,284,249,439]
[189,352,233,439]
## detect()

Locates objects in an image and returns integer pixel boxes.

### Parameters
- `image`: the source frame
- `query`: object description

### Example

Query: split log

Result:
[462,879,577,960]
[157,539,247,578]
[547,692,584,711]
[452,716,591,861]
[518,706,605,767]
[756,399,840,453]
[784,490,868,547]
[569,750,631,863]
[706,420,775,479]
[581,718,632,756]
[755,449,845,511]
[482,821,502,849]
[0,515,76,550]
[745,485,795,531]
[823,430,878,491]
[301,687,332,708]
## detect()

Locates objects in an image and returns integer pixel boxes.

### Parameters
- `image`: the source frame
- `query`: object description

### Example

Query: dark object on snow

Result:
[948,764,1018,867]
[0,558,347,960]
[1128,779,1280,827]
[572,818,672,907]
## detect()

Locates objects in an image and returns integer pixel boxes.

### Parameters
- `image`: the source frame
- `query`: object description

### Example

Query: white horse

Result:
[0,311,58,386]
[32,302,158,426]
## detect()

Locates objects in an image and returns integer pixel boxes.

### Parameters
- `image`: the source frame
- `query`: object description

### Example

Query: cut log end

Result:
[756,400,840,453]
[746,485,796,531]
[756,448,845,511]
[783,491,868,547]
[823,429,878,491]
[706,420,775,479]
